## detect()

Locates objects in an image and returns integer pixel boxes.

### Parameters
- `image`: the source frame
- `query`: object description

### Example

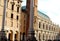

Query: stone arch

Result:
[39,33,41,41]
[8,30,13,41]
[15,31,18,41]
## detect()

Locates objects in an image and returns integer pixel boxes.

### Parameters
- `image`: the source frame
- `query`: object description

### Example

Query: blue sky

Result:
[22,0,60,25]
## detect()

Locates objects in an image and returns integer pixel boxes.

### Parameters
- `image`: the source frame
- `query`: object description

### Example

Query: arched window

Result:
[17,7,19,12]
[39,33,41,41]
[39,22,41,28]
[43,23,45,29]
[11,13,13,19]
[46,24,48,30]
[43,34,44,40]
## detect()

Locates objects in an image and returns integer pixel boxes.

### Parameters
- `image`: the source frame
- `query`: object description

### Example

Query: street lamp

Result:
[0,0,7,41]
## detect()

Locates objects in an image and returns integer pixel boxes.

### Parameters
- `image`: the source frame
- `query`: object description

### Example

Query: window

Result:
[49,25,51,30]
[39,22,41,28]
[8,34,10,40]
[17,16,19,28]
[15,34,17,41]
[46,35,48,40]
[12,4,14,10]
[39,33,41,41]
[15,34,16,38]
[17,16,18,20]
[11,14,13,19]
[49,36,50,39]
[46,24,48,30]
[11,13,13,27]
[43,23,45,29]
[17,0,19,3]
[17,7,19,12]
[54,28,55,31]
[43,34,44,40]
[52,26,53,31]
[22,33,25,40]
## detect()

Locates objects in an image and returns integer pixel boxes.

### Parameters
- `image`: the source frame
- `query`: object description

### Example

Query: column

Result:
[35,31,38,41]
[41,33,43,41]
[13,33,15,41]
[7,33,9,41]
[44,33,46,41]
[45,24,46,30]
[41,22,43,29]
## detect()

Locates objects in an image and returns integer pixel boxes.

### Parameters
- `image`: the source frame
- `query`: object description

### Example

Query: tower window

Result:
[11,13,13,27]
[39,22,41,28]
[17,7,19,12]
[17,16,18,20]
[17,0,19,3]
[11,14,13,18]
[12,4,14,10]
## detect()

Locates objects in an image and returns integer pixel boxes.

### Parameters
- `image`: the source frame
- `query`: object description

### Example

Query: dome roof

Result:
[21,6,50,19]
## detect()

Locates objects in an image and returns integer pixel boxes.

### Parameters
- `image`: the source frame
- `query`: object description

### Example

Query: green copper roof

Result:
[22,6,50,19]
[38,11,49,19]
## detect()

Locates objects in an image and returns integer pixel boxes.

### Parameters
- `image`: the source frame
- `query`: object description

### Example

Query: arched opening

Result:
[15,31,18,41]
[39,33,41,41]
[8,30,13,41]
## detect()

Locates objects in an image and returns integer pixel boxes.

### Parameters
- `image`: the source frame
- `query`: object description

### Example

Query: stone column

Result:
[35,31,38,41]
[41,22,43,29]
[7,33,9,41]
[41,33,43,41]
[13,33,15,41]
[45,24,47,30]
[47,34,49,40]
[44,33,46,41]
